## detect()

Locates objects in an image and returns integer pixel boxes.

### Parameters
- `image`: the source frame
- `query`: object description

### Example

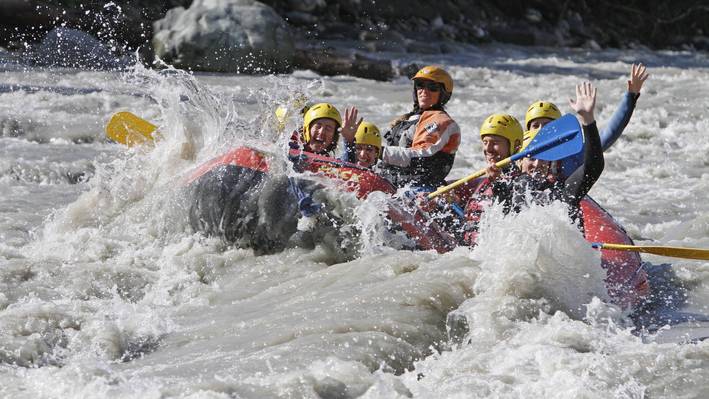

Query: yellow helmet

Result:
[480,114,524,154]
[302,102,342,144]
[354,122,382,155]
[412,65,453,105]
[524,101,561,130]
[521,128,540,151]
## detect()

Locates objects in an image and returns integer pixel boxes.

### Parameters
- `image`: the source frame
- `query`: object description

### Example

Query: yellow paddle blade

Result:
[105,111,158,147]
[598,243,709,261]
[275,106,288,133]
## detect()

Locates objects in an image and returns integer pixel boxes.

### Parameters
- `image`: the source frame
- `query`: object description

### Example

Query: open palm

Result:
[627,63,649,94]
[568,81,597,125]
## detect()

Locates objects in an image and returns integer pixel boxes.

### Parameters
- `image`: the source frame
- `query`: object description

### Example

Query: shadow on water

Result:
[632,262,709,343]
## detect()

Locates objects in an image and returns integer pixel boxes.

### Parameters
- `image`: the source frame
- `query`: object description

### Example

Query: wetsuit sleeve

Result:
[600,92,639,150]
[563,121,604,205]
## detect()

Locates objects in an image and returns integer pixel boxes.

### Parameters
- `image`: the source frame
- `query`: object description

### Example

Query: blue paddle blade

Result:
[512,113,584,162]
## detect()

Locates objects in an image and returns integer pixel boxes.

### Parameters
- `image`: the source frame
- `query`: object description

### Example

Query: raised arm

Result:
[564,82,604,204]
[600,63,649,150]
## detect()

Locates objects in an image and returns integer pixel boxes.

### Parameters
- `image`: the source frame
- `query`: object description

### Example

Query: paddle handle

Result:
[428,157,513,199]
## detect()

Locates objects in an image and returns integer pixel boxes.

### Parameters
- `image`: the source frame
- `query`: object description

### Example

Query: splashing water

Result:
[2,46,709,398]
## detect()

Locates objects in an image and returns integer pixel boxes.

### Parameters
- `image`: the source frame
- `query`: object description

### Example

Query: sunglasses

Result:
[414,80,441,92]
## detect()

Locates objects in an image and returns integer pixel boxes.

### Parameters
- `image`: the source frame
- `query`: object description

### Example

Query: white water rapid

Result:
[1,45,708,398]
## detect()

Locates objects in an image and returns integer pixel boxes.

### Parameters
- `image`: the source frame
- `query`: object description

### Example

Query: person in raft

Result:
[449,63,648,209]
[341,121,383,169]
[463,82,604,245]
[340,65,461,189]
[289,102,361,156]
[523,63,649,180]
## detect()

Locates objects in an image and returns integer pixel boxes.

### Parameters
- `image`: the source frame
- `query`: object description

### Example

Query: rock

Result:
[567,12,590,38]
[532,29,559,47]
[351,53,394,80]
[284,10,318,25]
[692,36,709,51]
[152,0,295,73]
[34,27,131,69]
[440,41,466,54]
[404,40,441,54]
[488,25,535,46]
[525,8,543,24]
[396,63,422,79]
[293,47,393,81]
[471,25,488,39]
[359,30,406,52]
[584,39,602,51]
[288,0,325,13]
[430,15,444,30]
[359,30,378,41]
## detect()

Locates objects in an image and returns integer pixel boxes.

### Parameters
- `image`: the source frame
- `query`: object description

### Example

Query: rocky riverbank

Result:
[1,0,708,80]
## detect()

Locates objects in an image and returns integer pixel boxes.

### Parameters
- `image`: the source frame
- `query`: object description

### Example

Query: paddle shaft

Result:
[427,158,512,199]
[594,242,709,261]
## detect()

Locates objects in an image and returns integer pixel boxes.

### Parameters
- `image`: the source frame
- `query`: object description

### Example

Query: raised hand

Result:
[568,81,597,126]
[627,63,649,94]
[340,106,362,143]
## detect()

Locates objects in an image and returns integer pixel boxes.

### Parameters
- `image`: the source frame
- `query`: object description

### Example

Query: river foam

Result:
[1,46,709,398]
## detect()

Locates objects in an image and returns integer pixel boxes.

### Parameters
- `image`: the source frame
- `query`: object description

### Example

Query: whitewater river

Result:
[1,44,709,398]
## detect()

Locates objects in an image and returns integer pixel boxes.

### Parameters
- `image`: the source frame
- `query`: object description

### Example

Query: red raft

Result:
[185,146,454,255]
[581,198,649,308]
[185,146,648,308]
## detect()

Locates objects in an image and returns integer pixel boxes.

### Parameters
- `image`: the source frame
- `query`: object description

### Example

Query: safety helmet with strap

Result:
[302,103,342,150]
[412,65,454,106]
[354,122,382,156]
[480,114,524,154]
[524,101,561,130]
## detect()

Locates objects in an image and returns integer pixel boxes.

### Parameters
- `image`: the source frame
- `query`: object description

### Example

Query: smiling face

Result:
[355,144,379,168]
[481,134,511,164]
[306,118,339,154]
[414,79,441,110]
[520,157,552,177]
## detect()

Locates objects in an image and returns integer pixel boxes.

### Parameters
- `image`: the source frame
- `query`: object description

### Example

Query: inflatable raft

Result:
[185,147,454,255]
[185,146,648,307]
[581,198,649,308]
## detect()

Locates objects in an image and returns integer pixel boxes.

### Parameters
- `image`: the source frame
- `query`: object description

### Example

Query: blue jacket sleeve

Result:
[560,92,639,178]
[599,91,640,150]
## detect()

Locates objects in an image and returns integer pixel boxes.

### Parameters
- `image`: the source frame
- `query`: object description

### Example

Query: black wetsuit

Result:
[463,121,604,243]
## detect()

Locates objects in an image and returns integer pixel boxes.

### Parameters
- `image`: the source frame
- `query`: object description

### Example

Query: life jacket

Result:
[384,116,418,147]
[380,110,460,188]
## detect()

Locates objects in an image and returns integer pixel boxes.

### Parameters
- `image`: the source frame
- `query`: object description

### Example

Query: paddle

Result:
[428,113,584,199]
[592,242,709,261]
[105,111,159,146]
